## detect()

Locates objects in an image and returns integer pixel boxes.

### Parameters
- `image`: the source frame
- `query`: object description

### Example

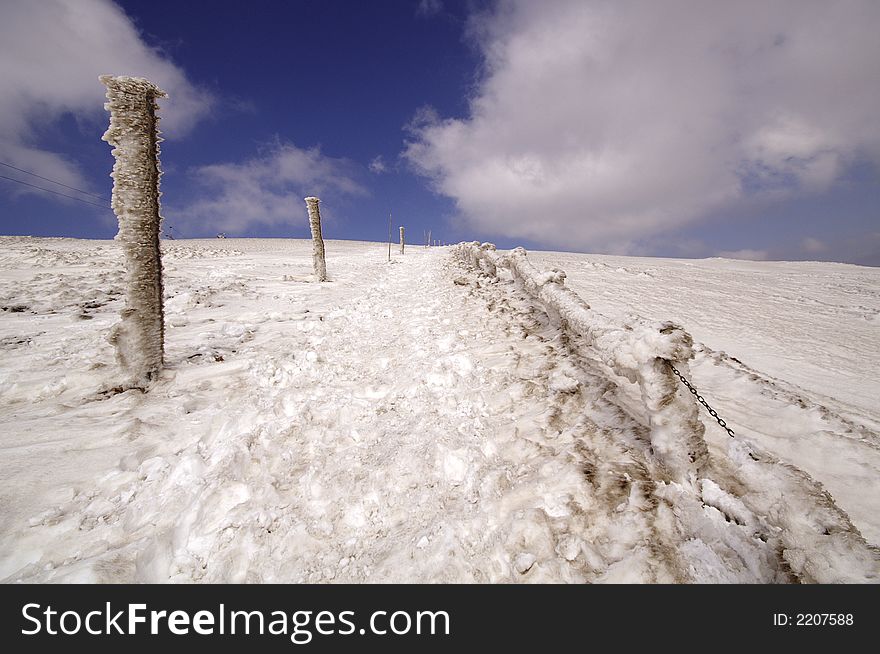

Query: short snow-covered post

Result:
[637,354,709,485]
[100,75,167,386]
[304,196,327,281]
[400,226,405,254]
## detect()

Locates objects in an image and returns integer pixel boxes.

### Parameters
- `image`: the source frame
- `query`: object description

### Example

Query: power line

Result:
[0,174,111,210]
[0,160,109,201]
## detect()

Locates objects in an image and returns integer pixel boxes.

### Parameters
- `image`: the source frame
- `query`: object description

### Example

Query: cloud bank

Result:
[405,0,880,252]
[174,141,367,235]
[0,0,214,197]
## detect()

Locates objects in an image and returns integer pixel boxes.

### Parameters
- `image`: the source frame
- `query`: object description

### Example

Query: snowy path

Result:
[0,238,876,582]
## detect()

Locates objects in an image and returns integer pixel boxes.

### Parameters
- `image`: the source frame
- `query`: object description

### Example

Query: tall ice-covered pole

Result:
[100,75,167,386]
[305,196,327,281]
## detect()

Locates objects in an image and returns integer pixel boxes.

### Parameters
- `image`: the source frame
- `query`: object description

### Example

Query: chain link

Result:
[669,364,735,437]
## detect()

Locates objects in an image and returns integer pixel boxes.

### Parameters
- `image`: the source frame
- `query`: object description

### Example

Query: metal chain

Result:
[669,364,735,437]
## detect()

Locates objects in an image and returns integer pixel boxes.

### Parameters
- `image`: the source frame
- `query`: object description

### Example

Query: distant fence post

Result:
[99,75,167,387]
[304,196,327,281]
[400,226,405,254]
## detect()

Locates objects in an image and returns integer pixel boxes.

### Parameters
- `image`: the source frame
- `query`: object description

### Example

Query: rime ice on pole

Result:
[400,226,405,255]
[100,75,167,386]
[304,197,327,282]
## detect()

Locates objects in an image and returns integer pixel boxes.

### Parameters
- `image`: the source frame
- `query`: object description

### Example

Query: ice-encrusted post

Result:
[637,354,709,485]
[304,196,327,281]
[400,226,405,254]
[100,75,167,386]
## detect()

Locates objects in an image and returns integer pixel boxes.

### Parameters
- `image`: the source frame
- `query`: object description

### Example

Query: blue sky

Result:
[1,0,878,264]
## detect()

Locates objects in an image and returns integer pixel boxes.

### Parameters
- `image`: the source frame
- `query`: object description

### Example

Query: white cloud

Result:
[369,155,388,175]
[405,0,880,252]
[173,141,367,234]
[416,0,443,19]
[0,0,214,198]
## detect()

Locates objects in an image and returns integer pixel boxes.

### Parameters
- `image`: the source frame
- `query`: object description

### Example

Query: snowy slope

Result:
[530,251,880,547]
[0,236,877,583]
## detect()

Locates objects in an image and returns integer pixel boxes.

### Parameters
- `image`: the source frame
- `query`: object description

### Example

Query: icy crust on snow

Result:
[722,439,877,583]
[304,197,327,282]
[654,437,880,583]
[455,242,708,484]
[100,75,167,386]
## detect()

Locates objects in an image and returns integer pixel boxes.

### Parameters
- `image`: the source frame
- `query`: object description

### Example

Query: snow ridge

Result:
[455,241,708,485]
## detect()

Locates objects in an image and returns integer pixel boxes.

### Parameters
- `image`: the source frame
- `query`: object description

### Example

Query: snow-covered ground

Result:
[0,236,877,583]
[529,251,880,547]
